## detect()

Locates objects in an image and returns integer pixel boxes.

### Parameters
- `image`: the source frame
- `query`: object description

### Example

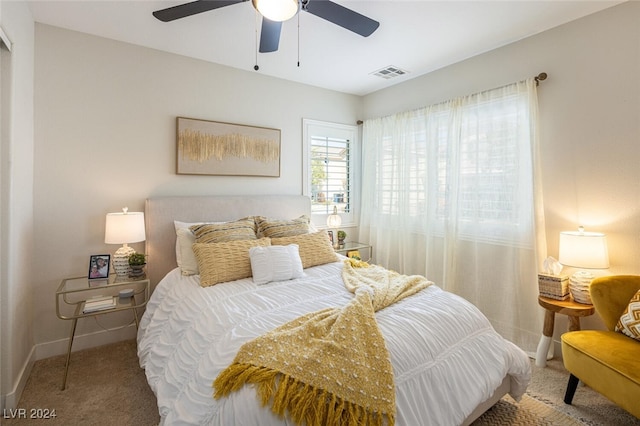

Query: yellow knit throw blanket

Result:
[214,259,432,426]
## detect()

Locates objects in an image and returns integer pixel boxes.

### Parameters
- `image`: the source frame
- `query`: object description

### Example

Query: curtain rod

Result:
[357,72,549,124]
[535,72,548,86]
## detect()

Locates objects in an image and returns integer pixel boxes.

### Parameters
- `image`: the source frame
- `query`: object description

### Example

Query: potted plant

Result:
[337,230,347,247]
[128,252,147,278]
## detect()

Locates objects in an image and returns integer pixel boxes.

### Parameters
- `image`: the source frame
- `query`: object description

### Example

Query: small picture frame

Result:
[88,254,110,280]
[327,230,334,245]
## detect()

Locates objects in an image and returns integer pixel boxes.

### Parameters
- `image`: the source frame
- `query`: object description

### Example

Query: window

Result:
[303,119,357,227]
[367,83,534,245]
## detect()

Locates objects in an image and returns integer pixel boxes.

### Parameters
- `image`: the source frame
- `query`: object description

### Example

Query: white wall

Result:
[0,0,35,411]
[363,1,640,340]
[33,24,361,357]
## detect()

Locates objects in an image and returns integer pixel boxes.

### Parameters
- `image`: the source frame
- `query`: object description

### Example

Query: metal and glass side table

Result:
[55,275,149,390]
[334,241,373,263]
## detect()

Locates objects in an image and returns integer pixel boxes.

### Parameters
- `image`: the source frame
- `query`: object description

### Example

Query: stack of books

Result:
[83,295,116,313]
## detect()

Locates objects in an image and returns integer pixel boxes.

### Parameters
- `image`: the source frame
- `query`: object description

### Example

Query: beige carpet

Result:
[5,339,640,425]
[4,340,159,426]
[472,394,584,426]
[525,357,640,426]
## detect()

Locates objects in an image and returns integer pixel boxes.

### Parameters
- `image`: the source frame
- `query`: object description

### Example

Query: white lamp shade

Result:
[326,205,342,228]
[105,211,146,244]
[558,230,609,269]
[327,214,342,228]
[252,0,298,22]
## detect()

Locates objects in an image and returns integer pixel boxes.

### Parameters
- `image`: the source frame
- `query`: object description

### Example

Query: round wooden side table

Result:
[534,295,595,367]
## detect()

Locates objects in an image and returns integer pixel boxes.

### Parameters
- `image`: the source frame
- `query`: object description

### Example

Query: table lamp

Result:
[558,226,609,304]
[105,207,146,277]
[326,205,342,248]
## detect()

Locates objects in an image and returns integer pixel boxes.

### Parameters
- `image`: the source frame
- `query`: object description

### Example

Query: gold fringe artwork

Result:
[179,129,279,164]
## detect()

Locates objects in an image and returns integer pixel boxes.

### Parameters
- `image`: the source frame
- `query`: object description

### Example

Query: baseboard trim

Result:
[2,326,137,411]
[2,344,36,410]
[35,324,137,361]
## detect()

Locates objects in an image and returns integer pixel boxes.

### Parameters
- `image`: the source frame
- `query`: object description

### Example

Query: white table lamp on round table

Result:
[326,205,342,248]
[105,207,146,277]
[558,226,609,304]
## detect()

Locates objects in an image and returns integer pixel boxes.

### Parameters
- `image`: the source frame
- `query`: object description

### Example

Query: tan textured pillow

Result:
[255,215,310,238]
[615,289,640,341]
[190,219,257,244]
[193,238,271,287]
[271,231,338,269]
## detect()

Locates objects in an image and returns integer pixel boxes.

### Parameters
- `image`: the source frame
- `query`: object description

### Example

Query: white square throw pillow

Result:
[249,244,304,285]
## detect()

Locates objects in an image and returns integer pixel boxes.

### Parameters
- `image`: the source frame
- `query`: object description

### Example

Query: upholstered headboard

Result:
[144,195,311,288]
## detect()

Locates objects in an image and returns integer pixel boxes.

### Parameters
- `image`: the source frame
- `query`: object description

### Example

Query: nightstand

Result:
[534,295,595,367]
[55,275,150,390]
[334,241,373,262]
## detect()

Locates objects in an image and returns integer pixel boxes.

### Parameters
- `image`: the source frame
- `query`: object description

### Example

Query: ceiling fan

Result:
[152,0,380,53]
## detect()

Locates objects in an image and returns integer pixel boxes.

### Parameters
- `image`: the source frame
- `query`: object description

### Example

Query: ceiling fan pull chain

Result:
[254,8,260,71]
[297,10,300,67]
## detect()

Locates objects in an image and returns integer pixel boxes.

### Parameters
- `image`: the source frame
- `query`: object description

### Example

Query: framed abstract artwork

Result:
[176,117,281,177]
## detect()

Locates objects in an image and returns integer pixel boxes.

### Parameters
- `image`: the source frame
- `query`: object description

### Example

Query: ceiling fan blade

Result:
[303,0,379,37]
[259,18,282,53]
[153,0,246,22]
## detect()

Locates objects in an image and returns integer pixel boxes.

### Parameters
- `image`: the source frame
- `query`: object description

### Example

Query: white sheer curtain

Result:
[359,79,547,352]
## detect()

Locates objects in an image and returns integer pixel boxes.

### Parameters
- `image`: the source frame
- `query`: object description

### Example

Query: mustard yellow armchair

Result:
[561,275,640,418]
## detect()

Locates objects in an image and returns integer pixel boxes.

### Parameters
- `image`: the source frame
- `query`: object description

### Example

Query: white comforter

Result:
[138,260,530,426]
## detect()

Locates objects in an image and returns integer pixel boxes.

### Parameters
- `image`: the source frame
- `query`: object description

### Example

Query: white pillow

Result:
[175,227,199,275]
[174,220,220,276]
[249,244,304,285]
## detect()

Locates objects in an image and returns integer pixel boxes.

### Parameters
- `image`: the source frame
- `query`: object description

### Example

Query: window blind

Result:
[310,135,351,214]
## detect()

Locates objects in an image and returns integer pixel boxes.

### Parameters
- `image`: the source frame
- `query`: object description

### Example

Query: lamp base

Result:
[569,271,594,305]
[113,245,135,277]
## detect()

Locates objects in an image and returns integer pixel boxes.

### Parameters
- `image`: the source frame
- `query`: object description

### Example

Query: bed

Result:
[138,195,531,426]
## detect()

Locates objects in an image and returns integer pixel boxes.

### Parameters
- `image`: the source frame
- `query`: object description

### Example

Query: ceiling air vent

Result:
[371,65,409,79]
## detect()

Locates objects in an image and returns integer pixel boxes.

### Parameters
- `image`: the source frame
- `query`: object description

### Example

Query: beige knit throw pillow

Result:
[271,230,338,269]
[193,238,270,287]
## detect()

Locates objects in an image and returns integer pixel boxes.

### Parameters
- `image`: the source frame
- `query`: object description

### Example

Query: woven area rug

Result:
[472,393,585,425]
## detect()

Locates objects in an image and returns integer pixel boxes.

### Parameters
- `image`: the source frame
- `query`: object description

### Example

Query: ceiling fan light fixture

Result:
[252,0,299,22]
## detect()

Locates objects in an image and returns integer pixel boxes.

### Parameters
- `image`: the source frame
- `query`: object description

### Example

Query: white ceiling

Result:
[27,0,624,96]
